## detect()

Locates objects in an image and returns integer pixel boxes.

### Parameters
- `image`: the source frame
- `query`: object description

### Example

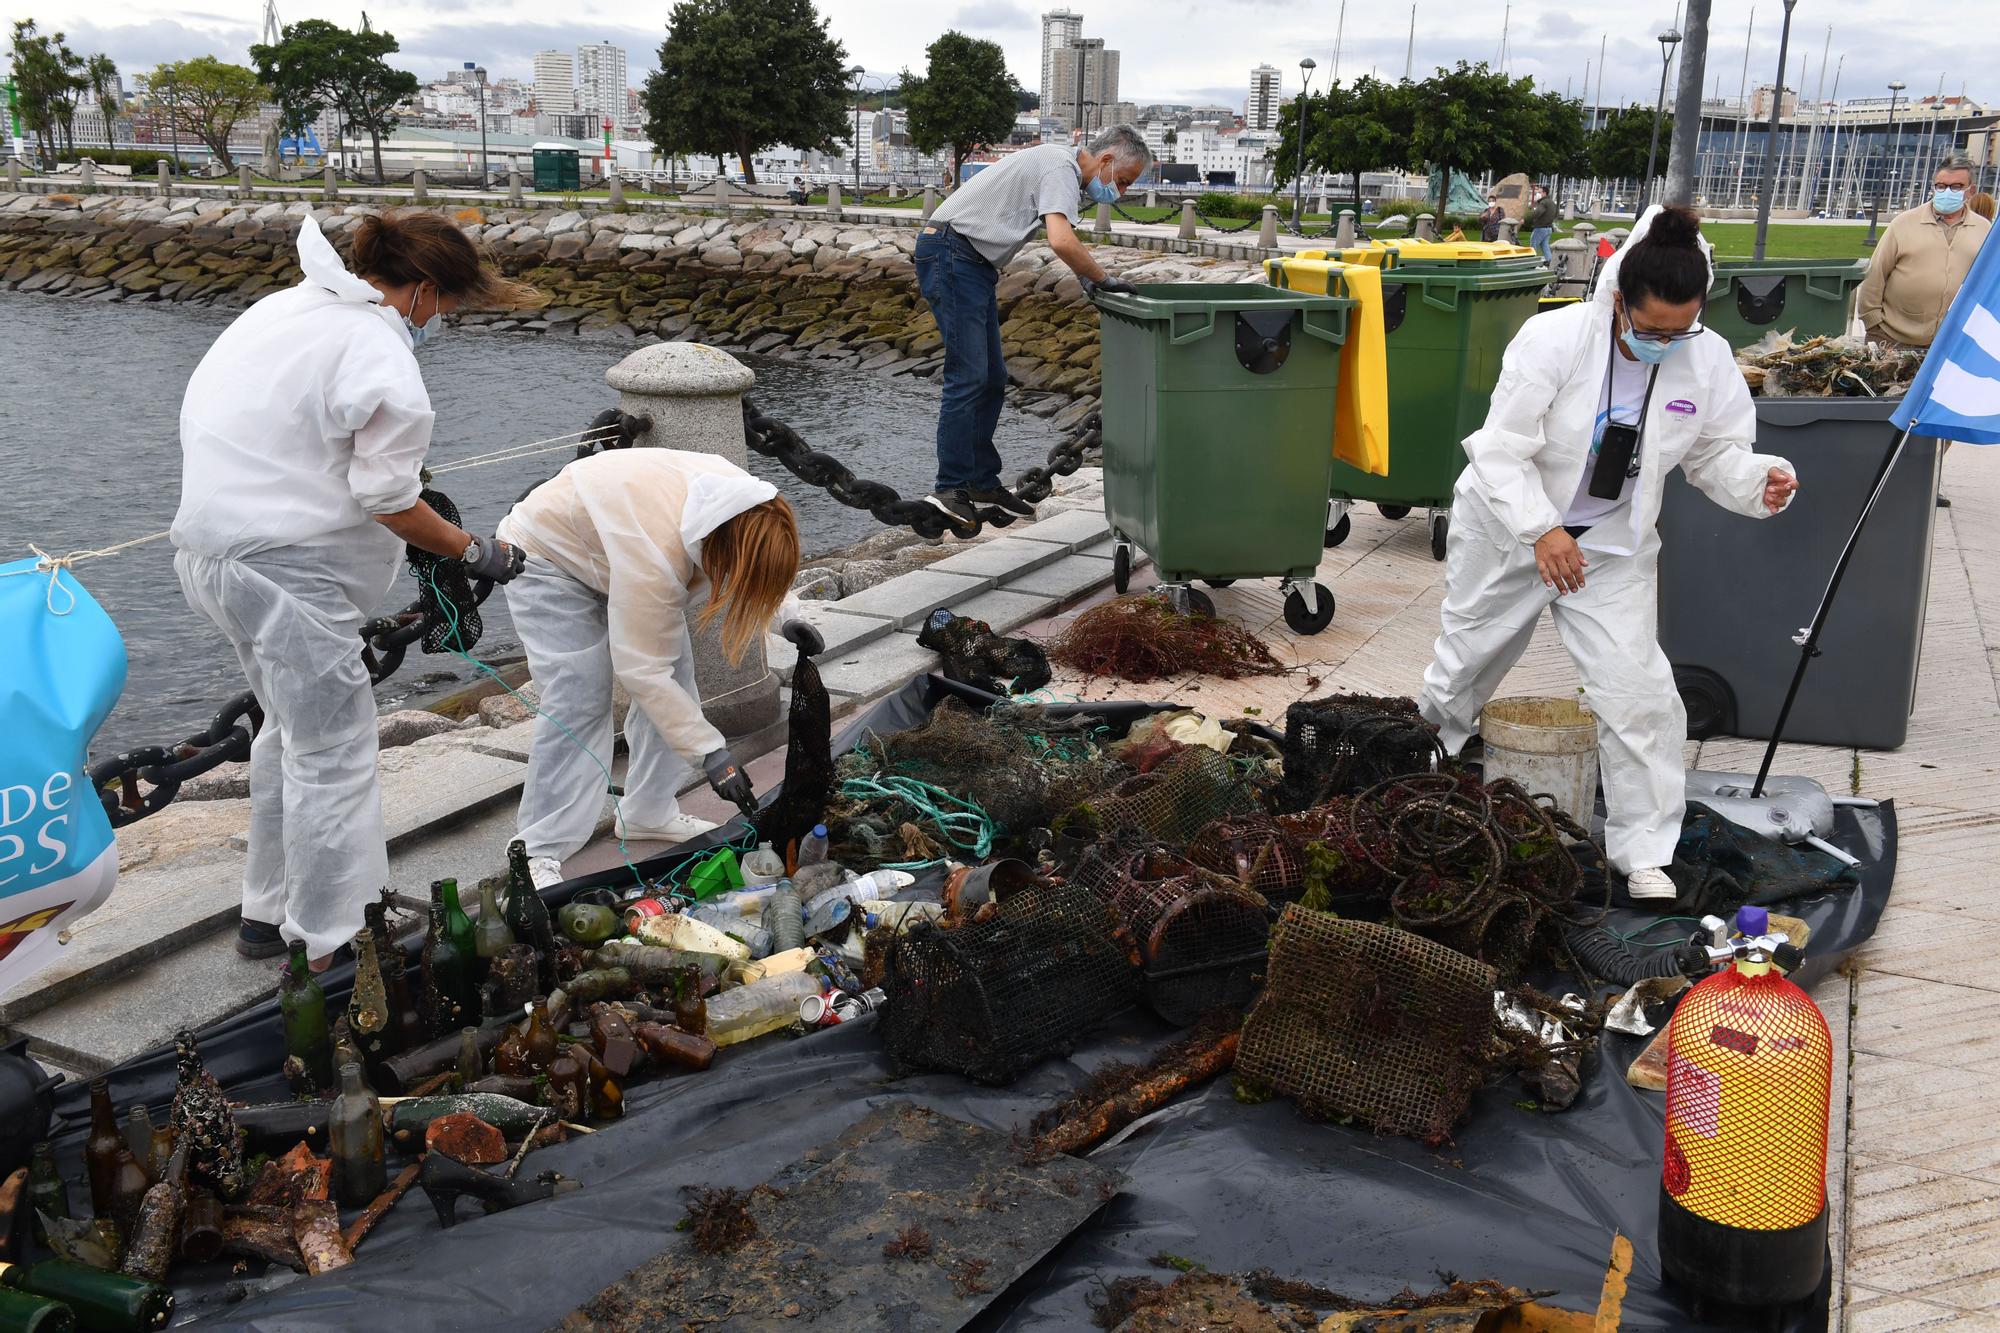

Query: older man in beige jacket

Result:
[1859,151,1991,505]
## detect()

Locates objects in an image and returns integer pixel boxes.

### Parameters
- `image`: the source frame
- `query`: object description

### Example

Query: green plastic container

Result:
[1095,284,1350,631]
[1267,250,1550,558]
[1703,259,1868,350]
[532,145,580,192]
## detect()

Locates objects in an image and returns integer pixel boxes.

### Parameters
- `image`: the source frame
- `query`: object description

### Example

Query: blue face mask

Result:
[1087,176,1121,204]
[1621,328,1680,366]
[1934,187,1966,215]
[403,286,443,349]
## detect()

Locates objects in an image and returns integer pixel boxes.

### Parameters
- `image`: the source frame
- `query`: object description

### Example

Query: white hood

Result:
[1592,204,1716,309]
[680,470,779,550]
[296,215,386,305]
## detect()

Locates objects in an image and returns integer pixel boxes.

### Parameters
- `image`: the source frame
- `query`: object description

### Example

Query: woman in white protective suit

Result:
[496,448,825,889]
[174,210,541,968]
[1418,205,1799,901]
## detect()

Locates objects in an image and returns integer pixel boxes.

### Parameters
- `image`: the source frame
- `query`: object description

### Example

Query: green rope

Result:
[837,774,997,861]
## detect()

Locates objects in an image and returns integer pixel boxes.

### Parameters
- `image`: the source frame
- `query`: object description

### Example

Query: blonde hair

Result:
[1974,192,1997,222]
[699,497,800,664]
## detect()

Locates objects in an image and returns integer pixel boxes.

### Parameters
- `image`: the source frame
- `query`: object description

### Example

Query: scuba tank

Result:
[1658,905,1831,1308]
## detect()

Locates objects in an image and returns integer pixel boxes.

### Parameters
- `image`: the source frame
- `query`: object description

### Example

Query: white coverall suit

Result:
[1418,206,1795,875]
[172,217,434,958]
[497,449,799,863]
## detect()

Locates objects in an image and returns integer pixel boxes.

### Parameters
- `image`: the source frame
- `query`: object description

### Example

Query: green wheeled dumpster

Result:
[1704,259,1869,350]
[532,143,581,192]
[1267,242,1552,560]
[1093,283,1352,635]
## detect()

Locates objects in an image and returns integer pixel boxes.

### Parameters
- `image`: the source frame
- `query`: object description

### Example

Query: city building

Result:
[1039,9,1084,115]
[1246,64,1281,132]
[1050,39,1120,133]
[532,50,575,115]
[1099,102,1138,129]
[1749,84,1798,118]
[575,42,628,121]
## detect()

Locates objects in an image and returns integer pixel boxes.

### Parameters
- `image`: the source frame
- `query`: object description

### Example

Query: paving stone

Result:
[467,720,538,762]
[828,568,991,629]
[1001,552,1115,602]
[1008,506,1111,550]
[813,630,940,700]
[926,536,1067,580]
[941,587,1058,636]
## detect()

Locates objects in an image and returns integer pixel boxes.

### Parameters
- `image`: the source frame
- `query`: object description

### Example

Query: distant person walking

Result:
[1527,183,1558,261]
[1478,193,1506,243]
[913,125,1152,527]
[1858,151,1991,506]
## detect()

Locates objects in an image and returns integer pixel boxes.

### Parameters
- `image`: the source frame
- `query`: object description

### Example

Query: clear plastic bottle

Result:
[685,903,775,960]
[703,972,823,1047]
[762,879,805,953]
[797,825,830,868]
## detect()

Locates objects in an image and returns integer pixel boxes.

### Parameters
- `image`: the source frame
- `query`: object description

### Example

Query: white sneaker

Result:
[615,811,720,844]
[1625,867,1678,901]
[528,856,566,890]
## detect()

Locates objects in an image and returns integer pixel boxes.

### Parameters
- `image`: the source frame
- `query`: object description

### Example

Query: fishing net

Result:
[750,646,833,855]
[1352,773,1589,977]
[877,881,1142,1085]
[1185,814,1308,905]
[408,486,485,653]
[1273,692,1445,813]
[914,608,1053,696]
[1048,595,1284,684]
[1058,746,1269,849]
[1072,844,1273,1026]
[1235,907,1498,1145]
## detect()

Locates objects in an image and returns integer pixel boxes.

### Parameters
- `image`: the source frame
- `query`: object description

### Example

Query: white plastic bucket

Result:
[1479,696,1600,823]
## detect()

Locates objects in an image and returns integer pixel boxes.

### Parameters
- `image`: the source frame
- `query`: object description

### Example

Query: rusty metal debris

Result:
[1027,1013,1242,1157]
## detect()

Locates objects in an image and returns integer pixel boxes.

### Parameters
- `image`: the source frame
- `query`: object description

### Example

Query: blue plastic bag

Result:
[0,557,127,995]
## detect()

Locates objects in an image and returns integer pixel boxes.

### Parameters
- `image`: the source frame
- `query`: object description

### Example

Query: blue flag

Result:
[1891,229,2000,444]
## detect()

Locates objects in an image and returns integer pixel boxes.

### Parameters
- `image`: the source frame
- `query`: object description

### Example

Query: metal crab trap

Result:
[1273,692,1447,812]
[876,881,1142,1086]
[1186,813,1309,905]
[1058,745,1270,849]
[1235,906,1499,1145]
[1072,842,1274,1026]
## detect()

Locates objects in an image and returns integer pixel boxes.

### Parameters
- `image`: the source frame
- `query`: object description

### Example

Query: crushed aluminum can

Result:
[799,987,886,1027]
[622,897,675,932]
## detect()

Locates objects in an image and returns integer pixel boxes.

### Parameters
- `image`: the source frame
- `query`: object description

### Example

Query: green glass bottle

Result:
[503,842,558,993]
[278,942,335,1092]
[455,1027,483,1086]
[421,897,475,1038]
[439,878,477,970]
[328,1063,386,1209]
[0,1288,72,1333]
[24,1144,68,1247]
[0,1262,174,1330]
[474,883,514,962]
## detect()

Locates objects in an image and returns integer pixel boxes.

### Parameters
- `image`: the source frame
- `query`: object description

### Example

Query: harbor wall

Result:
[0,192,1259,412]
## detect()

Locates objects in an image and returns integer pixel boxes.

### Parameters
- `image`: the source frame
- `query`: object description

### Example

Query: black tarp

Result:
[43,675,1894,1331]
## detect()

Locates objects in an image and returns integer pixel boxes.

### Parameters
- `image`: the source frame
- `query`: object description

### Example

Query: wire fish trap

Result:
[1273,798,1395,909]
[1060,746,1265,849]
[877,881,1142,1086]
[1235,906,1498,1145]
[1186,814,1308,905]
[1073,844,1273,1027]
[1274,692,1445,813]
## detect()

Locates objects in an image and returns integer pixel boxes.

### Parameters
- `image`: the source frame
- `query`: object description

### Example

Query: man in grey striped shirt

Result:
[916,125,1151,526]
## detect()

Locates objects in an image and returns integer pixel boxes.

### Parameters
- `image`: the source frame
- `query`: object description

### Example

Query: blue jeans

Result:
[1531,226,1553,261]
[914,226,1006,492]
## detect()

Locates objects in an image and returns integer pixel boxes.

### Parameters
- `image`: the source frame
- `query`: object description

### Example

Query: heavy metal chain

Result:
[741,399,1101,541]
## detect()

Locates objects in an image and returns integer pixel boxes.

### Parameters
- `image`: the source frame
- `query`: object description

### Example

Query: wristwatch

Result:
[459,535,481,565]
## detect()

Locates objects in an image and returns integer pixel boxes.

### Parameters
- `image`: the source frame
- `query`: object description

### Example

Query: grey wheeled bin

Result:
[1657,397,1939,749]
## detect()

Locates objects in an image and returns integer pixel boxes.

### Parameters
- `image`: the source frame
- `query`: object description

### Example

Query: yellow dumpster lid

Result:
[1378,239,1539,262]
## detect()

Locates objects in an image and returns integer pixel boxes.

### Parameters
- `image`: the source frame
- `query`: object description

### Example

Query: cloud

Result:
[391,21,666,82]
[953,0,1031,32]
[54,16,259,71]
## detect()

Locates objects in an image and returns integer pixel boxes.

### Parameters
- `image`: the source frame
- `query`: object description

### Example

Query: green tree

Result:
[252,18,416,181]
[1523,89,1589,180]
[1408,61,1546,203]
[901,31,1017,184]
[642,0,849,185]
[1589,105,1671,184]
[83,53,118,149]
[151,57,265,170]
[8,20,86,161]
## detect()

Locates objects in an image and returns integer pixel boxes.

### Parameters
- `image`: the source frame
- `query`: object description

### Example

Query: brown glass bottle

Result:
[328,1063,386,1209]
[365,895,425,1054]
[104,1144,151,1255]
[83,1080,126,1219]
[493,999,557,1077]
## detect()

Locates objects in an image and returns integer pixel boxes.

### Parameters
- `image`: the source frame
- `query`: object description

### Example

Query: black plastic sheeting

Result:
[43,674,1894,1332]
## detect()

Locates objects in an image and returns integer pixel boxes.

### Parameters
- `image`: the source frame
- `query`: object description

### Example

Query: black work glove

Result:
[1088,275,1137,297]
[703,748,755,812]
[464,536,527,584]
[781,617,825,656]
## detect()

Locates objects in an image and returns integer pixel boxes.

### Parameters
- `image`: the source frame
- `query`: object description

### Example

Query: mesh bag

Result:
[1186,814,1308,905]
[914,609,1053,696]
[1236,906,1498,1144]
[408,486,485,653]
[877,881,1142,1085]
[1274,693,1445,813]
[751,646,833,855]
[1062,746,1265,848]
[1073,844,1273,1026]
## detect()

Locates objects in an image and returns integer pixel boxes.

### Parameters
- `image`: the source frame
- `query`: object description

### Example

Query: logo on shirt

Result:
[1666,399,1698,415]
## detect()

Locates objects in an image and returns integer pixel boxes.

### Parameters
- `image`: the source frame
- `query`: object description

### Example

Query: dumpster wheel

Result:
[1203,579,1237,589]
[1113,542,1132,594]
[1428,511,1450,562]
[1325,512,1352,548]
[1283,582,1336,635]
[1377,503,1412,521]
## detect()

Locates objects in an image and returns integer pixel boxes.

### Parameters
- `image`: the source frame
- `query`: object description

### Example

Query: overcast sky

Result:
[12,0,1996,116]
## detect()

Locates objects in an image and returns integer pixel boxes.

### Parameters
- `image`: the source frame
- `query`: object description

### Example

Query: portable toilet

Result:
[532,142,580,192]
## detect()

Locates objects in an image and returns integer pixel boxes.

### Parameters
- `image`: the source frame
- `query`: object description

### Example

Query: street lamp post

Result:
[849,65,865,194]
[466,63,489,186]
[1292,57,1317,227]
[1639,27,1682,214]
[1751,0,1798,259]
[1868,80,1904,245]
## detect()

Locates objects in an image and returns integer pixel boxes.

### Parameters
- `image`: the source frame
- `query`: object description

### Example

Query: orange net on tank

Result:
[1662,966,1832,1231]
